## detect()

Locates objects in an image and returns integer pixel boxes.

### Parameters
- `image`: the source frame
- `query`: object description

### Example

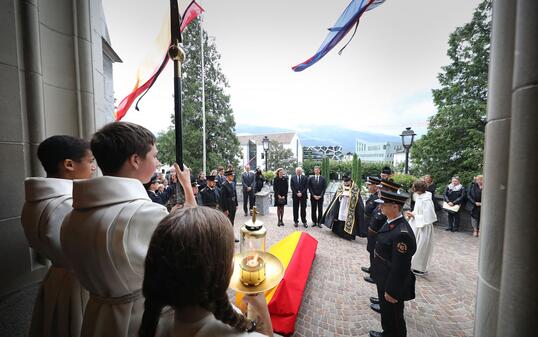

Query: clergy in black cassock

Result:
[321,176,366,240]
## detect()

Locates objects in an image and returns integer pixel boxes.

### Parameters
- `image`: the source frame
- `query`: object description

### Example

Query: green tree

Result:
[156,19,241,173]
[267,142,296,174]
[411,0,492,186]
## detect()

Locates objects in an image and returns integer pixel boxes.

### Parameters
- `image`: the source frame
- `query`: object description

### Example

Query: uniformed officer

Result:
[200,175,220,209]
[362,176,382,273]
[369,189,416,337]
[219,169,238,226]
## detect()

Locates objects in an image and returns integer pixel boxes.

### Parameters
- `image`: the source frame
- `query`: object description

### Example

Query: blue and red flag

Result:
[292,0,385,72]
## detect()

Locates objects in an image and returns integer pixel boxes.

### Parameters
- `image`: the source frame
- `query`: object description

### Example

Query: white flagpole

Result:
[200,14,207,174]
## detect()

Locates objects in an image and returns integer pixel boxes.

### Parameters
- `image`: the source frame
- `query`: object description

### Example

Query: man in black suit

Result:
[200,175,219,209]
[291,166,308,228]
[308,166,326,227]
[220,169,238,226]
[241,164,256,216]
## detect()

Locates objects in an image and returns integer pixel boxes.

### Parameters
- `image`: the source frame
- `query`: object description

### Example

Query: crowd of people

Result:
[21,120,483,337]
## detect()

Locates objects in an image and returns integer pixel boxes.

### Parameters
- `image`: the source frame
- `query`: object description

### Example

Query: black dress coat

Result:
[371,216,417,301]
[219,180,238,212]
[273,176,289,206]
[200,186,220,209]
[467,183,482,219]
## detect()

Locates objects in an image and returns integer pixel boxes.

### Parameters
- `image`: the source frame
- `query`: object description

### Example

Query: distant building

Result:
[343,152,354,161]
[237,132,303,169]
[393,150,407,167]
[303,145,343,160]
[356,139,404,162]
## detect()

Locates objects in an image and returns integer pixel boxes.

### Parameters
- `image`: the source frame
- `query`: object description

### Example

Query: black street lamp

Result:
[262,136,270,171]
[400,127,416,174]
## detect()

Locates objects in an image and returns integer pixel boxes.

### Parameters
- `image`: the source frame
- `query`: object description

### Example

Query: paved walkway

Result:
[232,207,479,337]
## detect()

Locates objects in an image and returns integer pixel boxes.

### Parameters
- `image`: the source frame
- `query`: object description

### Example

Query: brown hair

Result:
[91,121,156,175]
[139,207,250,337]
[412,180,428,193]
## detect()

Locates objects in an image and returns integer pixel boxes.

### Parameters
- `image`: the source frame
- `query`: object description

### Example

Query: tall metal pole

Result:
[200,14,206,174]
[404,149,409,174]
[169,0,185,169]
[265,150,268,171]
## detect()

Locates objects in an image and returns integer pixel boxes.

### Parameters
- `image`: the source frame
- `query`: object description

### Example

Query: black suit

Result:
[290,174,308,224]
[241,171,256,215]
[371,216,416,337]
[308,175,326,224]
[219,180,238,225]
[200,186,219,209]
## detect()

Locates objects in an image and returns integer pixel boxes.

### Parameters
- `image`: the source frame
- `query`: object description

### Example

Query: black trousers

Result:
[243,189,255,215]
[227,208,236,225]
[376,285,406,337]
[447,212,460,230]
[292,196,307,223]
[310,197,324,224]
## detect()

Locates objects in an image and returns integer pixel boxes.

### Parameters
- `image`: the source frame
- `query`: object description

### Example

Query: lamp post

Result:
[262,136,270,171]
[400,127,416,174]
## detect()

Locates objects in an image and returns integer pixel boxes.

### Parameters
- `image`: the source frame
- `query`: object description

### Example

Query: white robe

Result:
[21,177,89,337]
[409,191,437,273]
[61,176,169,337]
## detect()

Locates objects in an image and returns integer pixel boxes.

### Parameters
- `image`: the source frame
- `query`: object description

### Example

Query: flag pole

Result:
[169,0,185,169]
[200,14,207,174]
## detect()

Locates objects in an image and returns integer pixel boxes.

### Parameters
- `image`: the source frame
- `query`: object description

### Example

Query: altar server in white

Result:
[406,180,437,275]
[61,122,195,337]
[22,135,96,337]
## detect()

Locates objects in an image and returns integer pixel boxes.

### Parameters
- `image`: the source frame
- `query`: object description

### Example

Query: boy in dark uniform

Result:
[200,175,219,209]
[369,189,416,337]
[366,179,403,311]
[219,169,238,226]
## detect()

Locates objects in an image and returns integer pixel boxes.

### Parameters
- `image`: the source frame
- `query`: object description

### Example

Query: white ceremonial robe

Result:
[21,178,89,337]
[61,176,169,337]
[409,191,437,273]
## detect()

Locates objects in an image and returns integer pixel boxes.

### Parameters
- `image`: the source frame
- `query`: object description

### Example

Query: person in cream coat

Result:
[61,122,195,337]
[22,135,96,337]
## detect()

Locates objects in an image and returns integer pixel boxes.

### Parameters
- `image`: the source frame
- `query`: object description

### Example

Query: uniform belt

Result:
[368,227,378,234]
[374,250,391,266]
[90,289,143,305]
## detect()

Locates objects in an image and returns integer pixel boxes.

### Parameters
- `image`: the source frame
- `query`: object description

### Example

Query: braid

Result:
[211,294,251,332]
[138,298,164,337]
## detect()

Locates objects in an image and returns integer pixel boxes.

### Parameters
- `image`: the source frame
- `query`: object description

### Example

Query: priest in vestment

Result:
[321,176,365,240]
[406,180,437,275]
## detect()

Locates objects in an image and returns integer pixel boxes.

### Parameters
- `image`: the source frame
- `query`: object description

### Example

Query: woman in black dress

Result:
[273,168,289,226]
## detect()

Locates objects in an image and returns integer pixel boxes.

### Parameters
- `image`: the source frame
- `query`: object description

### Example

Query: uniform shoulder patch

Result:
[396,242,408,254]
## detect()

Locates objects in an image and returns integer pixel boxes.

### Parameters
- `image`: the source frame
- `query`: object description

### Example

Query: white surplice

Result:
[409,191,437,273]
[21,177,89,337]
[61,176,169,337]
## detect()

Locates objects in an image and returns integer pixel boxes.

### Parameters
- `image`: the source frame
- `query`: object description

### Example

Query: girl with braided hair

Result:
[139,206,274,337]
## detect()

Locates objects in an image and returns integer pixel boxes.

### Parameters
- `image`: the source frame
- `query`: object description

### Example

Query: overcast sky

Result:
[103,0,481,138]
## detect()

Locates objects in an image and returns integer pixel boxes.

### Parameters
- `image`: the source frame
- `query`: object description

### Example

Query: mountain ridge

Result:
[235,125,401,153]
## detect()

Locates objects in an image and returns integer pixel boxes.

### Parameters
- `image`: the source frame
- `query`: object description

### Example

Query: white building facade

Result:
[237,133,303,169]
[356,140,404,162]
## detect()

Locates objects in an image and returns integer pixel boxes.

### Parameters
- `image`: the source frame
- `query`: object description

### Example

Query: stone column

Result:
[19,0,46,176]
[497,0,538,335]
[474,1,516,335]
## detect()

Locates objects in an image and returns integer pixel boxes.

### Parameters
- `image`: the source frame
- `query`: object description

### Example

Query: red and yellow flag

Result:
[237,231,318,335]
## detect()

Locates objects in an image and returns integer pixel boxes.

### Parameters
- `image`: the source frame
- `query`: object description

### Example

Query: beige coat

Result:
[21,177,89,337]
[61,176,169,337]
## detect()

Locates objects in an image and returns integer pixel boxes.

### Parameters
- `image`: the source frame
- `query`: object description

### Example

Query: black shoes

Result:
[369,297,379,305]
[370,303,381,314]
[445,227,452,231]
[369,331,383,337]
[294,222,299,228]
[361,266,371,273]
[277,221,285,227]
[364,276,375,284]
[303,223,308,228]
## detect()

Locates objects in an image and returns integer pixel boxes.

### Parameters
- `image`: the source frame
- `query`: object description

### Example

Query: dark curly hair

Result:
[37,135,90,176]
[139,207,250,337]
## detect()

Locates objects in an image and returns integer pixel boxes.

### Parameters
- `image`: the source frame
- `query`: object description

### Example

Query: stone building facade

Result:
[0,0,120,335]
